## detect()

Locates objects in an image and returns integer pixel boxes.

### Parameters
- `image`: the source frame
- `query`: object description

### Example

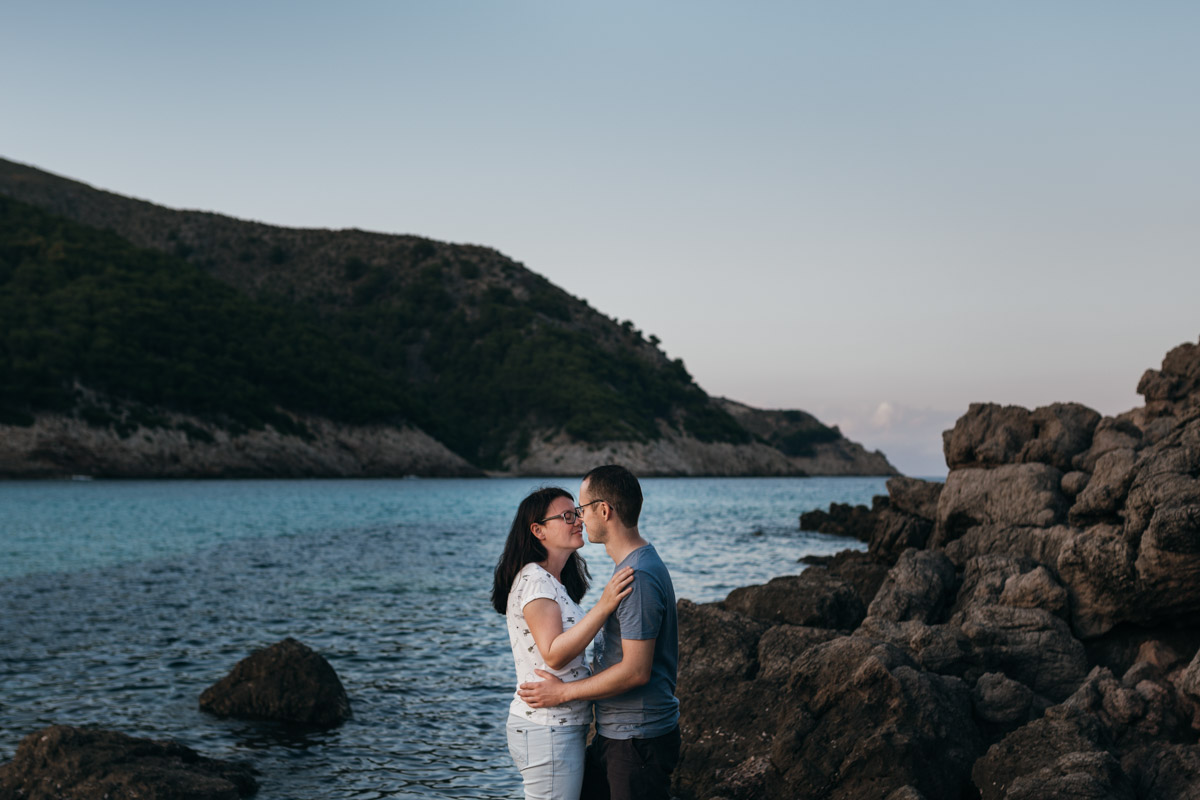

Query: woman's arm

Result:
[524,566,634,670]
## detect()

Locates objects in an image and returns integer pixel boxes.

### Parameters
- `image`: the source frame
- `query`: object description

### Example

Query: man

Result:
[518,464,680,800]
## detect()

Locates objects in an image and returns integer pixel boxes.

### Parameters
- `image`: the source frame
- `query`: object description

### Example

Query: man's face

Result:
[579,478,605,544]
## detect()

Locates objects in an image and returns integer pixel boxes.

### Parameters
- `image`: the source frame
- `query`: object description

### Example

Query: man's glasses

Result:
[538,500,606,526]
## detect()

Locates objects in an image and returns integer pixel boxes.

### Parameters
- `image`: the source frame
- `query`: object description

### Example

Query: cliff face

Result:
[673,336,1200,799]
[0,156,898,478]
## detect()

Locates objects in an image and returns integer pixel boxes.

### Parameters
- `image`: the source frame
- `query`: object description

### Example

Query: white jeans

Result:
[506,715,588,800]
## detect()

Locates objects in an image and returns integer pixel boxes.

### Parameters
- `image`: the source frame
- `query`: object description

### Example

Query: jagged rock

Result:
[798,500,880,541]
[1125,742,1200,799]
[960,604,1089,701]
[973,671,1038,726]
[1073,417,1144,473]
[999,566,1070,619]
[866,549,958,624]
[885,788,929,800]
[722,568,866,630]
[1020,403,1103,473]
[677,599,767,685]
[933,464,1068,548]
[854,617,972,675]
[1068,448,1137,526]
[943,403,1037,470]
[756,624,841,682]
[885,476,943,521]
[775,636,982,799]
[942,402,1101,472]
[952,555,1040,620]
[944,524,1075,573]
[1062,470,1091,498]
[1056,416,1200,637]
[1055,525,1138,638]
[868,508,933,564]
[972,712,1131,800]
[799,549,891,607]
[1137,338,1200,406]
[0,725,257,800]
[198,638,350,727]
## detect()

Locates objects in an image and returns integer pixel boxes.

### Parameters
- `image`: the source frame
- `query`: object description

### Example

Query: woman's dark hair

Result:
[491,487,591,614]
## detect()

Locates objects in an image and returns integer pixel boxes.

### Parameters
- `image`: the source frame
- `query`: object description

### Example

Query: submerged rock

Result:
[0,725,257,800]
[199,638,351,728]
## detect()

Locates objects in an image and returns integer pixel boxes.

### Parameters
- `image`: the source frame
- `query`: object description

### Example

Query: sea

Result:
[0,476,889,799]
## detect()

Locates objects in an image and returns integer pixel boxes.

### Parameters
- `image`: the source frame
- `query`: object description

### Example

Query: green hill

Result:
[0,193,746,468]
[0,157,897,476]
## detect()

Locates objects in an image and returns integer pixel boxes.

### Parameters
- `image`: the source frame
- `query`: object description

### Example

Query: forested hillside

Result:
[0,157,895,476]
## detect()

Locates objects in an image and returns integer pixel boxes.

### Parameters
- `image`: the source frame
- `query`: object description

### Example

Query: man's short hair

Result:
[583,464,643,527]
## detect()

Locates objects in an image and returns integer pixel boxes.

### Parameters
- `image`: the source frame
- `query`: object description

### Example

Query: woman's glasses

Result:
[537,500,606,526]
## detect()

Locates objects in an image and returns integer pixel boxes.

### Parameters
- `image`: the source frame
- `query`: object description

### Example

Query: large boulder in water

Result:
[199,638,351,728]
[0,725,257,800]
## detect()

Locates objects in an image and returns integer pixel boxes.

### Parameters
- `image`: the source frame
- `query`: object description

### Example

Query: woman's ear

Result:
[530,523,544,540]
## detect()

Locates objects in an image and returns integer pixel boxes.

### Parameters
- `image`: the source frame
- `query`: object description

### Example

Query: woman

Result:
[491,487,634,800]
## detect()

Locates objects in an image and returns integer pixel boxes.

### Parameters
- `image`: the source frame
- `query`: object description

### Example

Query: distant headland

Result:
[0,157,896,478]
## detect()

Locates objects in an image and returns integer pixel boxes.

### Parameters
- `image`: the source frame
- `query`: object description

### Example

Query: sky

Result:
[4,2,1198,476]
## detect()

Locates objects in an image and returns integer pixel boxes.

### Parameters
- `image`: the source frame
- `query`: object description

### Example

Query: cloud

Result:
[820,401,962,478]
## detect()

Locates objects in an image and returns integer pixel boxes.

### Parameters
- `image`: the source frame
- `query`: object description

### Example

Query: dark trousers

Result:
[580,727,681,800]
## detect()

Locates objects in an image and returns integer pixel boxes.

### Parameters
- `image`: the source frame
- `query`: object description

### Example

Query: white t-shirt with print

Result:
[506,562,595,726]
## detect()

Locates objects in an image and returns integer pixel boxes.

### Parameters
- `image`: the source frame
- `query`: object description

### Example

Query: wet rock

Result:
[933,464,1068,548]
[866,549,957,624]
[799,500,880,541]
[885,476,943,521]
[0,725,257,800]
[199,638,351,728]
[723,568,866,630]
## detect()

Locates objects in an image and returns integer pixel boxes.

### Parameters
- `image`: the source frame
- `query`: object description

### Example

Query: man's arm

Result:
[518,638,654,707]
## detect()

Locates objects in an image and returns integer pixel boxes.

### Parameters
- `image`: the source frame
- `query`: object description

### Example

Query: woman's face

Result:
[536,496,585,553]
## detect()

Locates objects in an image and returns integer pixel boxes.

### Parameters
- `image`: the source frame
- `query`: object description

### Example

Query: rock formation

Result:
[0,725,257,799]
[673,336,1200,799]
[0,411,482,478]
[199,638,351,728]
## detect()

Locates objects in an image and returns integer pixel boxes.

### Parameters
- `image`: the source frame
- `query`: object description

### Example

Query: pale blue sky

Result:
[4,2,1198,475]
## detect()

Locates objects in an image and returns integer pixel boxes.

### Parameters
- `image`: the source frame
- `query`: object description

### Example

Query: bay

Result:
[0,476,887,798]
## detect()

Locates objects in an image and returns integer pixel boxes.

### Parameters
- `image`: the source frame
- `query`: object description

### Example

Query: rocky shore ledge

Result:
[674,337,1200,799]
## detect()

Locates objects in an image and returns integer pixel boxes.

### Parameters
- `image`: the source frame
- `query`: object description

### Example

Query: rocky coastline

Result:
[672,336,1200,799]
[0,411,895,479]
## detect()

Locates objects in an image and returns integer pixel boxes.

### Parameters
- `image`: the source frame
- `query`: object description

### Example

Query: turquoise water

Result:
[0,476,886,798]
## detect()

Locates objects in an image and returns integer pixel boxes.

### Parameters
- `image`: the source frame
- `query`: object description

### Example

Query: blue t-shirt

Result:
[593,543,679,739]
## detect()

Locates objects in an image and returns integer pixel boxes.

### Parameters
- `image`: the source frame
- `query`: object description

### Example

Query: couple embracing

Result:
[491,465,680,800]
